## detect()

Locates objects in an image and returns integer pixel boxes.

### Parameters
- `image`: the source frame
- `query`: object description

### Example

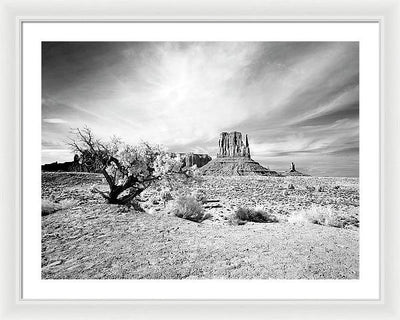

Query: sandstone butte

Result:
[280,161,309,177]
[199,131,281,176]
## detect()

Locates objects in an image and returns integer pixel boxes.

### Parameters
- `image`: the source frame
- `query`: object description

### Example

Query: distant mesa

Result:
[280,162,309,176]
[42,152,211,173]
[200,131,280,176]
[182,152,211,168]
[41,153,102,173]
[170,152,211,169]
[42,160,76,173]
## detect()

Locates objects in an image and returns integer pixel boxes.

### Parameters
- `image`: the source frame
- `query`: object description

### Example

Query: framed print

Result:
[1,0,399,319]
[21,21,379,301]
[23,20,381,301]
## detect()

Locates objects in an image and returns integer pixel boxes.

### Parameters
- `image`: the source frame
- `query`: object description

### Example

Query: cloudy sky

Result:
[42,42,359,177]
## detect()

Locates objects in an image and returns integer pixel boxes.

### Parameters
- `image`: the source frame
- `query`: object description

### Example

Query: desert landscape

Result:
[41,41,360,280]
[41,168,359,279]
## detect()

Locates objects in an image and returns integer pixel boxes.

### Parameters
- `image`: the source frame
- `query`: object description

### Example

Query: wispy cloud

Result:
[42,42,359,176]
[43,118,68,124]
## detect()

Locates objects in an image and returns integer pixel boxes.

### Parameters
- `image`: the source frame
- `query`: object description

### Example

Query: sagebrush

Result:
[191,188,207,203]
[167,196,210,222]
[288,205,359,228]
[234,207,278,223]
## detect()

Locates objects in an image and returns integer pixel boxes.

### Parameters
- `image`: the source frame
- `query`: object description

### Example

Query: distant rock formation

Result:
[182,153,211,168]
[170,152,211,168]
[200,132,280,176]
[42,152,211,173]
[218,131,250,158]
[41,154,98,173]
[42,160,73,172]
[281,162,309,176]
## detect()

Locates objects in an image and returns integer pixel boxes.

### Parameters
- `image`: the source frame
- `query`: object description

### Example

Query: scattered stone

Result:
[287,183,295,190]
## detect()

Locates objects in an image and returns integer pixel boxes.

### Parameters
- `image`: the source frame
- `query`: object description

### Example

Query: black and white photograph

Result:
[41,41,359,280]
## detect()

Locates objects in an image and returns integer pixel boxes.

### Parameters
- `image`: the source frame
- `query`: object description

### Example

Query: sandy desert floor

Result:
[41,172,359,279]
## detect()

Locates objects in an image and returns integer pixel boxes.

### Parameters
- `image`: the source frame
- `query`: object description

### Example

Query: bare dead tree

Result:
[67,126,188,205]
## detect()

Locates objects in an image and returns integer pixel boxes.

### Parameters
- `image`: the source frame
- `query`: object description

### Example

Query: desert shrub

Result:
[167,196,208,222]
[288,205,359,228]
[234,207,278,223]
[227,215,247,226]
[42,199,76,216]
[191,188,207,203]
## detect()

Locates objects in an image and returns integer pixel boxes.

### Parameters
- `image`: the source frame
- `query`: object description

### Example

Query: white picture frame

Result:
[1,0,398,319]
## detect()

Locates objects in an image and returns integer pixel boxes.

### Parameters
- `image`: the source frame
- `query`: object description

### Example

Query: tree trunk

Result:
[100,170,148,206]
[106,185,144,205]
[108,187,122,204]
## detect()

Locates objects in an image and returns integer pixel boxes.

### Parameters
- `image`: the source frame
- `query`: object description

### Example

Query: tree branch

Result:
[102,168,114,188]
